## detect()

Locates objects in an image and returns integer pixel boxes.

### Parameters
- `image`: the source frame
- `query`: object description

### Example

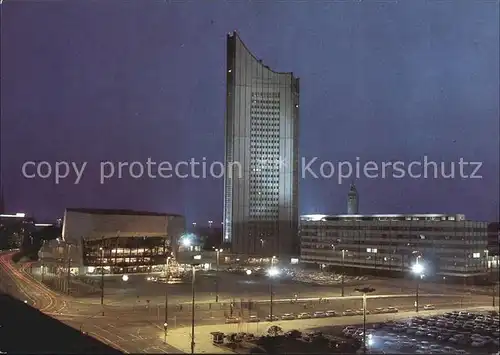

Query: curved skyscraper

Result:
[223,32,299,257]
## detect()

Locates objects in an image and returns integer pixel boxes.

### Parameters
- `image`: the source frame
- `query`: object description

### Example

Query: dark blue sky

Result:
[1,0,498,224]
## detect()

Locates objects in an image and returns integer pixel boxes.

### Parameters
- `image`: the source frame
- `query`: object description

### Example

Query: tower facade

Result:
[223,32,299,257]
[347,183,359,214]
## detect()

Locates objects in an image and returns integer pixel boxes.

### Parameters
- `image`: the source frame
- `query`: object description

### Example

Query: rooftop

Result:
[66,208,183,218]
[301,213,467,222]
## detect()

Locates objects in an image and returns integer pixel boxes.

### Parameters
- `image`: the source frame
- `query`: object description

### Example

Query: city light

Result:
[181,237,192,247]
[122,274,129,282]
[267,267,280,277]
[412,263,424,275]
[246,269,252,275]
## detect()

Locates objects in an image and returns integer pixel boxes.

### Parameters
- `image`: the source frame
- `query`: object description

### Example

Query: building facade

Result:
[0,213,34,250]
[43,208,186,274]
[487,222,499,257]
[300,214,489,279]
[223,31,299,257]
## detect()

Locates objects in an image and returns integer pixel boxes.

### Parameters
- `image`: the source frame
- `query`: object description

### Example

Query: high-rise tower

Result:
[223,31,299,257]
[347,183,359,214]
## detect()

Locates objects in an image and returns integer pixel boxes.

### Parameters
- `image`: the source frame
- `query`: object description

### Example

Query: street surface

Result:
[0,252,180,354]
[74,270,495,305]
[0,251,497,353]
[165,306,498,354]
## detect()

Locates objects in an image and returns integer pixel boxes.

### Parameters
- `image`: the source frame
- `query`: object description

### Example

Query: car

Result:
[471,341,486,347]
[281,313,296,320]
[386,307,398,313]
[313,311,326,318]
[265,315,279,321]
[297,312,312,319]
[343,326,356,334]
[372,307,386,314]
[248,315,260,322]
[423,304,436,310]
[225,317,240,324]
[343,309,356,316]
[325,310,338,317]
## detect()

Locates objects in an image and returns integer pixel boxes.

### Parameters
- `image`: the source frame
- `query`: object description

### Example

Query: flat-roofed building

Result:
[0,212,35,250]
[300,213,488,279]
[43,208,185,275]
[487,222,499,256]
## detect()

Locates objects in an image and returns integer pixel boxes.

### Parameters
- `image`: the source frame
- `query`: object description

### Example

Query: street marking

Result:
[93,324,127,341]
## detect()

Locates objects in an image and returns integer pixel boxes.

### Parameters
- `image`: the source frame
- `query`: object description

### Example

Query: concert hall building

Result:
[45,208,185,275]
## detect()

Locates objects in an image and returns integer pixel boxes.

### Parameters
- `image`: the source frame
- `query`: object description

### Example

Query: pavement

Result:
[0,252,182,354]
[69,270,486,305]
[1,251,498,354]
[165,305,498,354]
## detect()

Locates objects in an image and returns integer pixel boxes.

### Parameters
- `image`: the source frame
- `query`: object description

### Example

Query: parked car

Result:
[297,312,312,319]
[248,315,260,322]
[225,317,240,324]
[424,304,436,310]
[265,315,279,321]
[313,311,326,318]
[281,313,296,320]
[343,309,356,316]
[325,310,338,317]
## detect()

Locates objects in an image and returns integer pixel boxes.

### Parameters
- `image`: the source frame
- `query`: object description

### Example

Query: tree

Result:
[286,330,302,339]
[267,325,283,336]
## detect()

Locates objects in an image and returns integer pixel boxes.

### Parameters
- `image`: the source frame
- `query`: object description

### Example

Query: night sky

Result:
[1,0,498,224]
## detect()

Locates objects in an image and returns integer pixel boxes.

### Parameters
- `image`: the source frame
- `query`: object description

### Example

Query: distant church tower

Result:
[347,182,359,214]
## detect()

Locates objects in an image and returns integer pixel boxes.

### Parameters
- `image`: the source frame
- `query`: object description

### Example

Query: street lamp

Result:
[355,287,376,354]
[214,248,222,302]
[121,274,129,282]
[190,262,199,355]
[412,259,424,313]
[100,242,105,316]
[341,249,346,297]
[164,256,171,343]
[181,235,193,248]
[267,256,279,322]
[66,243,72,295]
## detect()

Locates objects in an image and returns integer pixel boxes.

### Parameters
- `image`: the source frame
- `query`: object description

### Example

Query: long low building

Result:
[300,213,489,280]
[42,208,185,275]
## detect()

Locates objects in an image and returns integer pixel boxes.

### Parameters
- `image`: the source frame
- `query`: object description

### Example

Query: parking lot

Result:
[290,269,369,286]
[340,310,500,354]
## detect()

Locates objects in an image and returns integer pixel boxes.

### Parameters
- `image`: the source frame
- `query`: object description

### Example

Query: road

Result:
[1,251,496,354]
[0,252,181,354]
[71,269,495,306]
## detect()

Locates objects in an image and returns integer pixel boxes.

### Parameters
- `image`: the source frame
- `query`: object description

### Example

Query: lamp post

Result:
[164,256,170,343]
[412,257,424,313]
[66,243,72,295]
[100,242,105,316]
[190,263,199,355]
[341,249,345,297]
[355,287,376,354]
[267,256,278,322]
[215,248,222,302]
